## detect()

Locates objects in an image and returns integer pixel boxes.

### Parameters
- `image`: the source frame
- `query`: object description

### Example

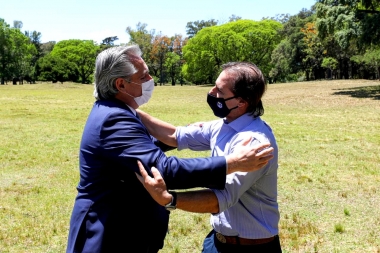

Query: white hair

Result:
[93,45,142,100]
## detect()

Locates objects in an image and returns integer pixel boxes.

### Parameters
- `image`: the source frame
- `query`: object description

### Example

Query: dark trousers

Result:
[202,230,282,253]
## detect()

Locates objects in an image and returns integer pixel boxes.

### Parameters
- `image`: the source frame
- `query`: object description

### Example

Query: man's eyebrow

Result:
[141,69,148,76]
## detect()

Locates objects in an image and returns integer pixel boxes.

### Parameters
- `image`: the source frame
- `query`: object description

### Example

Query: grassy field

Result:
[0,80,379,253]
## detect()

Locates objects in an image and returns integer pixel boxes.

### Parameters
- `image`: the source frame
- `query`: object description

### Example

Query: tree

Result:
[262,13,291,24]
[36,54,75,83]
[126,22,155,76]
[25,30,43,82]
[9,27,37,84]
[50,39,99,83]
[316,0,380,48]
[150,34,171,85]
[102,36,119,46]
[301,21,325,80]
[321,57,338,78]
[182,19,282,84]
[229,14,242,22]
[164,51,181,85]
[0,19,37,84]
[269,8,317,81]
[13,20,23,29]
[171,34,188,85]
[0,19,12,84]
[351,47,380,80]
[41,41,56,56]
[269,40,293,82]
[185,19,218,38]
[100,36,119,51]
[359,3,380,46]
[126,22,154,61]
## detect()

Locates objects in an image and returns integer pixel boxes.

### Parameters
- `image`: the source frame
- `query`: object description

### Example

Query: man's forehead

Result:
[217,71,234,89]
[130,56,147,71]
[129,55,143,65]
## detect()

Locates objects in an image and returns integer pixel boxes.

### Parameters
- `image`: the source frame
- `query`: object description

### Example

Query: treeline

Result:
[1,0,379,85]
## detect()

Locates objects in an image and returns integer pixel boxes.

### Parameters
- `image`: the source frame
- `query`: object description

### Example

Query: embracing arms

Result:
[137,109,273,175]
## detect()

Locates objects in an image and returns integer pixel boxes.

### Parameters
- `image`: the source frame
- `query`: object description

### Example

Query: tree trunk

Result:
[305,70,310,81]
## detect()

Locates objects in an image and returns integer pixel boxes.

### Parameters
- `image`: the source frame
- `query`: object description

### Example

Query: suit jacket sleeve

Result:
[98,106,226,190]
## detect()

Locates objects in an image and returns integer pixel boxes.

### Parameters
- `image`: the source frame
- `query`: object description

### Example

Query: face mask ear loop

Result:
[224,95,237,102]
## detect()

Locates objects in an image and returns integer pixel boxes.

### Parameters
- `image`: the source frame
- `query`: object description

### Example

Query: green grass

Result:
[0,80,379,253]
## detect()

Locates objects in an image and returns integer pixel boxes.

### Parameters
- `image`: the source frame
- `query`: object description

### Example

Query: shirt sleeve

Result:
[212,132,272,212]
[176,121,217,151]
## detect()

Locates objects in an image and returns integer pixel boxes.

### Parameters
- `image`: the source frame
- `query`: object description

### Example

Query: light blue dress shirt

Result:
[176,113,279,239]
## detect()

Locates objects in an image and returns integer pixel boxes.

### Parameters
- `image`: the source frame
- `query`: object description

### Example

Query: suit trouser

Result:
[201,230,282,253]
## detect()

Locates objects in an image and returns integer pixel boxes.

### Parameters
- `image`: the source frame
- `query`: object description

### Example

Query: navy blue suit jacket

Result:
[66,99,227,253]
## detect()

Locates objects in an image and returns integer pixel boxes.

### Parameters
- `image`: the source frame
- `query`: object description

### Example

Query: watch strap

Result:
[165,191,177,210]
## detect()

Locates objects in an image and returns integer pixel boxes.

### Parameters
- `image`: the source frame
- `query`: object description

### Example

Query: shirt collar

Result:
[126,104,137,116]
[225,113,257,132]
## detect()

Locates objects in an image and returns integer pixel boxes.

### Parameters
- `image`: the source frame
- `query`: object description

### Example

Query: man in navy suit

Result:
[66,45,273,253]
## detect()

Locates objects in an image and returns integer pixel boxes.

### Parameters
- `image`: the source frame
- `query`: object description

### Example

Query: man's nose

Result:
[209,86,217,96]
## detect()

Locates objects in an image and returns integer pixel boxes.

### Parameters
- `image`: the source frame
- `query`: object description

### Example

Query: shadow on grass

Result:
[332,85,380,100]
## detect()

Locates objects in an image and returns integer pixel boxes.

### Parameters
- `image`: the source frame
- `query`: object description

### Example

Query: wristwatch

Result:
[165,191,177,211]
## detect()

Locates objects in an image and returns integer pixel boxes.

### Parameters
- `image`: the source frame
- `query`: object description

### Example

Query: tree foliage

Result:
[150,34,171,85]
[270,9,315,82]
[164,51,181,85]
[126,22,154,61]
[1,8,380,86]
[316,0,380,48]
[0,19,12,84]
[41,41,56,56]
[185,19,218,38]
[100,36,119,51]
[351,46,380,79]
[50,39,99,83]
[228,14,242,22]
[0,19,37,84]
[10,27,37,83]
[321,57,338,78]
[182,19,282,84]
[36,54,75,83]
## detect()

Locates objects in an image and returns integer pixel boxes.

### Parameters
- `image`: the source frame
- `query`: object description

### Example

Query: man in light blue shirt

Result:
[137,62,281,252]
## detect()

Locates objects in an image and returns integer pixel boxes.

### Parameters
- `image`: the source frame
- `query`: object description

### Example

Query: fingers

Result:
[137,160,148,177]
[257,151,274,168]
[151,167,163,181]
[136,160,161,184]
[256,146,274,156]
[253,143,271,152]
[136,160,146,184]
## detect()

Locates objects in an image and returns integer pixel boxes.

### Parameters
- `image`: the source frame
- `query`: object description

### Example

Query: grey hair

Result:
[93,45,142,100]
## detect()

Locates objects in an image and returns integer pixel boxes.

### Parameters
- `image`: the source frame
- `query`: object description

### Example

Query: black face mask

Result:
[207,93,238,118]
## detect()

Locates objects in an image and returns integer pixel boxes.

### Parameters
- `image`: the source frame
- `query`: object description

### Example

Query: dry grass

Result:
[158,80,380,253]
[0,80,379,253]
[264,80,380,253]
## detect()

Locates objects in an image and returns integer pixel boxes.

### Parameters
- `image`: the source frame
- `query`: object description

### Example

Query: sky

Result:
[1,0,317,44]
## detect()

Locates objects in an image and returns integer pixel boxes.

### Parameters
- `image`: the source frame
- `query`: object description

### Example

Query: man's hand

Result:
[135,160,172,206]
[226,137,274,174]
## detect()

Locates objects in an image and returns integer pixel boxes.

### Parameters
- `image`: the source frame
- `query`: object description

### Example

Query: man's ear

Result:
[115,78,125,92]
[237,98,248,108]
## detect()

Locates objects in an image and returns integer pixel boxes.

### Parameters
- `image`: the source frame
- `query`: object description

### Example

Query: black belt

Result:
[215,232,275,245]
